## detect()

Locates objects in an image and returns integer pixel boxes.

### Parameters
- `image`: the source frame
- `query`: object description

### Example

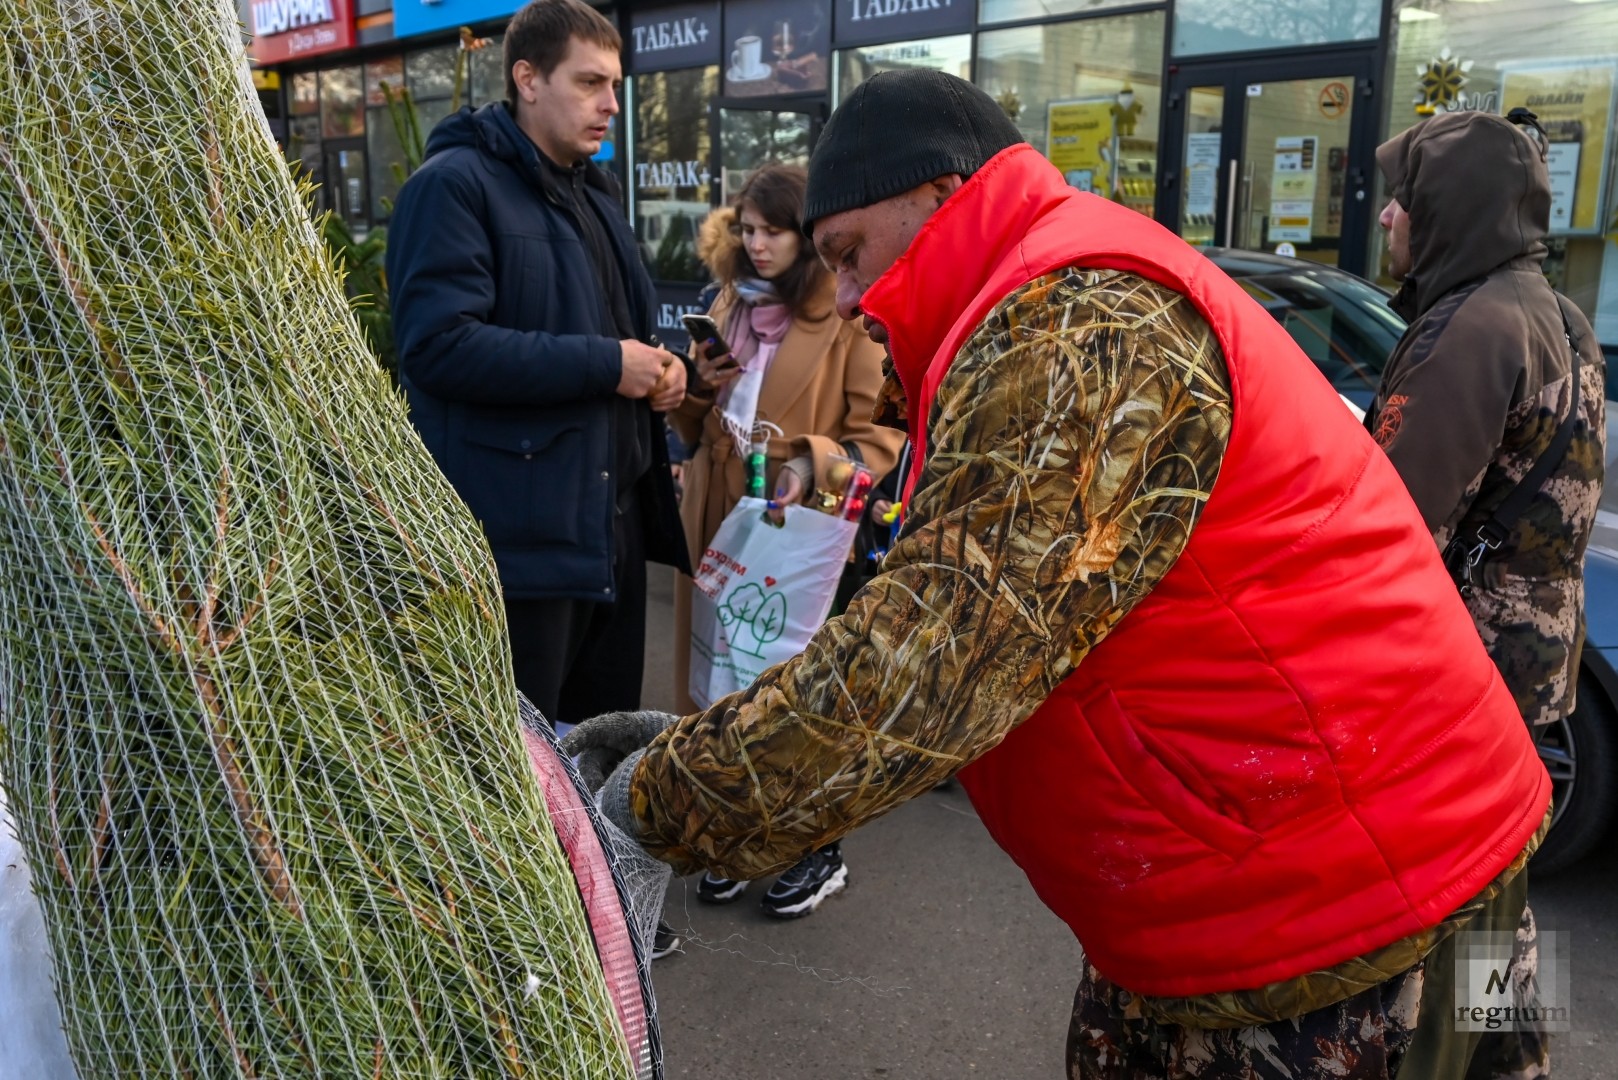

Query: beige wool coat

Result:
[668,210,902,713]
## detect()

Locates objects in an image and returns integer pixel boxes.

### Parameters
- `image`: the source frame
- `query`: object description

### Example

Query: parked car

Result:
[1203,247,1617,873]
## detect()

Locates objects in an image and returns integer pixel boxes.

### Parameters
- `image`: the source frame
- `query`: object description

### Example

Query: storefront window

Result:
[288,72,322,185]
[407,46,459,102]
[292,71,320,117]
[631,67,720,282]
[365,58,405,106]
[980,0,1147,25]
[834,34,972,104]
[319,66,364,139]
[1173,0,1379,57]
[977,11,1165,219]
[1382,0,1618,345]
[365,59,409,221]
[471,36,508,106]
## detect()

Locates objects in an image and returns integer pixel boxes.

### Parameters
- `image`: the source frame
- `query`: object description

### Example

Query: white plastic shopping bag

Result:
[689,497,858,708]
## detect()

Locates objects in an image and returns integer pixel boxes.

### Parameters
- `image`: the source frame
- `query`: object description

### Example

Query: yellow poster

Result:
[1500,61,1618,235]
[1047,98,1116,197]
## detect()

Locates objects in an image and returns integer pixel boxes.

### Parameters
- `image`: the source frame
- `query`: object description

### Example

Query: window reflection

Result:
[1174,0,1379,57]
[980,0,1145,25]
[471,36,507,106]
[977,13,1164,218]
[319,66,364,139]
[632,67,719,283]
[835,35,972,105]
[407,47,458,102]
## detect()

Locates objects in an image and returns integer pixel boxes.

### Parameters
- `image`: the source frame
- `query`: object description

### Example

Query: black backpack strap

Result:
[1446,298,1582,593]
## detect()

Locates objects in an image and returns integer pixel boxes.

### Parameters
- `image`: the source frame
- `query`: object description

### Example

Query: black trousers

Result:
[505,495,647,727]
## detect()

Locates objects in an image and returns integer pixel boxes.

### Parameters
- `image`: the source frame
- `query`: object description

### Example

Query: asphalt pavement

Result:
[639,565,1617,1079]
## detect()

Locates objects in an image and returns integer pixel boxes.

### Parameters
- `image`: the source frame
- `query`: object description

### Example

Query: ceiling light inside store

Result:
[1398,6,1440,19]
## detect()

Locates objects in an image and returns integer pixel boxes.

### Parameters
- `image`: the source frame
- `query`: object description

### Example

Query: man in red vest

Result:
[564,72,1551,1077]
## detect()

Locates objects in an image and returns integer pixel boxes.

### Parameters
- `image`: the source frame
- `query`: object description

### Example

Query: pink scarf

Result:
[719,282,793,454]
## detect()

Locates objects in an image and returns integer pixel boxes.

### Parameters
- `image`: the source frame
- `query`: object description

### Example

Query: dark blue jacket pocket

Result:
[452,413,596,550]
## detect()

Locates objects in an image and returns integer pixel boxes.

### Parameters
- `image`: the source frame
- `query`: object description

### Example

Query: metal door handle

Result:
[1239,163,1254,249]
[1223,159,1238,248]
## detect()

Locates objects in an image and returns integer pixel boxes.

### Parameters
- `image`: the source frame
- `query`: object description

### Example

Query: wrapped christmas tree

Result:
[0,2,650,1076]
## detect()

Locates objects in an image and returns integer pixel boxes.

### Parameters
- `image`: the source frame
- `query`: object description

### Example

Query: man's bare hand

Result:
[618,339,672,399]
[650,353,687,412]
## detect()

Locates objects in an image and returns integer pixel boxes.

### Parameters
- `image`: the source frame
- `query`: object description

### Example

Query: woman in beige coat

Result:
[669,164,902,918]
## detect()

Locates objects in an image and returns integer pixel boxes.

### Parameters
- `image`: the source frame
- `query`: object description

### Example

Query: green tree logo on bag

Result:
[716,581,788,658]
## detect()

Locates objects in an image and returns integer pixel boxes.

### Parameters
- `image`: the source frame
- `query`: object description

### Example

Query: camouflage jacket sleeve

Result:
[630,269,1234,878]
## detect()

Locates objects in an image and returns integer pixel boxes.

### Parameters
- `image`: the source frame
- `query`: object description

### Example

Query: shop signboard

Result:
[653,284,706,351]
[834,0,972,49]
[1267,135,1318,244]
[628,3,723,73]
[393,0,523,40]
[1500,60,1618,236]
[1047,98,1115,197]
[723,0,830,97]
[242,0,354,65]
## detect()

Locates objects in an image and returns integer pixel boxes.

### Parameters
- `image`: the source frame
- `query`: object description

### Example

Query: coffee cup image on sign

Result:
[730,35,770,82]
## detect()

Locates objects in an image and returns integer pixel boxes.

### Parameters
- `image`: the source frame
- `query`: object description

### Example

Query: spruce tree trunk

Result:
[0,2,634,1076]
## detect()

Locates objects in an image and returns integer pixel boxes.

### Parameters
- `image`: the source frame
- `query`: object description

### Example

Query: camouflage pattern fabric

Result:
[631,269,1232,879]
[1067,958,1423,1080]
[1445,346,1607,726]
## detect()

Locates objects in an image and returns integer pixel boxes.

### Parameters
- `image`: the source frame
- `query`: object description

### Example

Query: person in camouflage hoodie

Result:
[1368,110,1607,729]
[1357,109,1605,1080]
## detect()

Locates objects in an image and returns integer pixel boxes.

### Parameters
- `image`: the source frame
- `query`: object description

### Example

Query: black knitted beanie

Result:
[802,68,1024,236]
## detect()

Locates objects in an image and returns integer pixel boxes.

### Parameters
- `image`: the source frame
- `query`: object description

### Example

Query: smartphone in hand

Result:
[681,313,735,368]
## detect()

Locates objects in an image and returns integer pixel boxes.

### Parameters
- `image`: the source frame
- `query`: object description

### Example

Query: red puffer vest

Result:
[860,146,1549,999]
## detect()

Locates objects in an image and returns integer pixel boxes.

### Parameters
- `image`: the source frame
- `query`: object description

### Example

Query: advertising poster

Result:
[1268,135,1318,244]
[1500,60,1618,235]
[723,0,830,97]
[1047,98,1116,196]
[1185,132,1222,220]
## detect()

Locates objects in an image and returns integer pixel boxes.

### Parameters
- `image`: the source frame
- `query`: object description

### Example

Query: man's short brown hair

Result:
[504,0,621,104]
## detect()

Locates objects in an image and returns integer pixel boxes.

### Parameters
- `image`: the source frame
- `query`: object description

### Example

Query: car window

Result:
[1236,271,1405,407]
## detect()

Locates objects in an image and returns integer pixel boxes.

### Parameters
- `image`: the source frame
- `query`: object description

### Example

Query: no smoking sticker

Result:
[1319,82,1350,119]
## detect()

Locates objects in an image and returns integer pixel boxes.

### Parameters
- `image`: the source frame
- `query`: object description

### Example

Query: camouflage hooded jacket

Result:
[1368,111,1607,725]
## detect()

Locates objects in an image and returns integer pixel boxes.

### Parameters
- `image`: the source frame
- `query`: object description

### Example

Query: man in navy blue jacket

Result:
[387,0,690,728]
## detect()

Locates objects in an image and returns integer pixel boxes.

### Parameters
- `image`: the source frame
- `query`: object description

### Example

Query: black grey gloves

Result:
[559,710,677,839]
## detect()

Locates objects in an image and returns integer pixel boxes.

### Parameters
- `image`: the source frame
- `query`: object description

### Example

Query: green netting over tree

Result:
[0,2,641,1076]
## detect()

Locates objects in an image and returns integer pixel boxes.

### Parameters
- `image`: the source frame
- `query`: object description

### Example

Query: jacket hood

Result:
[696,205,747,285]
[423,102,620,198]
[1377,111,1550,318]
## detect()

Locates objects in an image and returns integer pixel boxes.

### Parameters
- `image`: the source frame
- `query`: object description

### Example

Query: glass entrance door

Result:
[1161,54,1378,275]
